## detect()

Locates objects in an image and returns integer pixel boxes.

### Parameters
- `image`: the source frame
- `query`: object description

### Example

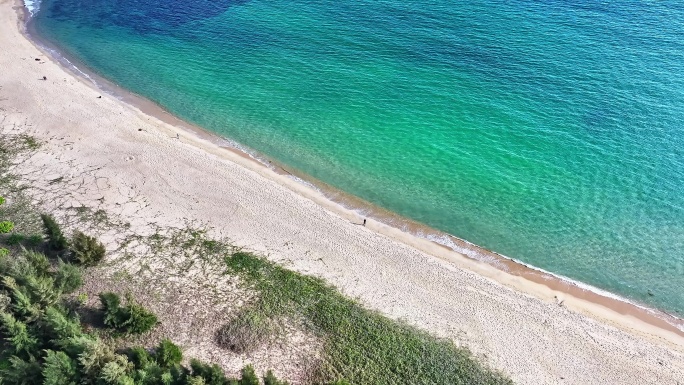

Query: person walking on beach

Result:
[363,219,367,226]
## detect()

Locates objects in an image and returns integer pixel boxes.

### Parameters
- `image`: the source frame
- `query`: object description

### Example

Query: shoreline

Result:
[17,1,684,342]
[4,0,684,381]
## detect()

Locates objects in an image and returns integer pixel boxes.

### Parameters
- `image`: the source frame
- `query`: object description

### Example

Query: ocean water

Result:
[32,0,684,315]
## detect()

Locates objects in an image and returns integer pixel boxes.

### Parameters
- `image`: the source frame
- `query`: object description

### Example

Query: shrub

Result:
[26,234,43,247]
[70,231,105,266]
[189,359,228,384]
[123,302,158,335]
[99,292,158,335]
[76,293,88,306]
[41,214,68,252]
[127,347,153,368]
[216,310,274,354]
[54,261,83,294]
[42,307,81,341]
[0,221,14,234]
[24,250,51,278]
[264,370,289,385]
[6,233,24,245]
[155,339,182,368]
[1,356,42,384]
[239,365,259,385]
[0,312,39,356]
[42,350,78,385]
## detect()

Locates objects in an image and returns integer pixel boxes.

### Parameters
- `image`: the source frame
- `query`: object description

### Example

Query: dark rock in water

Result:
[647,290,654,297]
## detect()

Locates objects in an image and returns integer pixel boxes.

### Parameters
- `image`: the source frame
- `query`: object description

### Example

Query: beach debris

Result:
[97,95,102,98]
[34,57,40,61]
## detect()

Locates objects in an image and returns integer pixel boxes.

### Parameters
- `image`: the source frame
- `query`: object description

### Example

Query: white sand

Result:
[2,1,684,383]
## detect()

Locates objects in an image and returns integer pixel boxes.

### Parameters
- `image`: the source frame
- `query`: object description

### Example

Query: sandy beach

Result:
[2,0,684,383]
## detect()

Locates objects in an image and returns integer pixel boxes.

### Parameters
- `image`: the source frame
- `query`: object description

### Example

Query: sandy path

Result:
[2,1,684,383]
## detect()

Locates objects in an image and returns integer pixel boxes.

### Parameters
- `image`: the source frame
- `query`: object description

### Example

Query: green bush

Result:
[155,339,182,368]
[189,359,229,384]
[127,347,153,368]
[70,231,106,266]
[41,214,68,252]
[54,261,83,294]
[0,221,14,234]
[24,250,51,278]
[264,370,289,385]
[239,365,259,385]
[99,292,158,335]
[42,350,78,385]
[26,234,43,247]
[5,233,24,245]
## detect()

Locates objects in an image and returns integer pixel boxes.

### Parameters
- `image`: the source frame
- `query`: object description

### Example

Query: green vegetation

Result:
[0,196,290,385]
[41,214,68,253]
[224,251,513,385]
[100,292,158,335]
[70,230,106,266]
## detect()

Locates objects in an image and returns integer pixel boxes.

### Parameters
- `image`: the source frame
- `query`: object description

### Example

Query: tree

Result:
[155,339,182,368]
[99,292,158,334]
[41,214,68,252]
[0,311,39,356]
[70,231,105,266]
[239,365,259,385]
[42,307,81,341]
[42,350,78,385]
[264,370,289,385]
[1,356,42,385]
[53,261,83,294]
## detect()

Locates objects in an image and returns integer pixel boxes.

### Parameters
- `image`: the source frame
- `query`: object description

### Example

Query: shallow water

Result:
[32,0,684,314]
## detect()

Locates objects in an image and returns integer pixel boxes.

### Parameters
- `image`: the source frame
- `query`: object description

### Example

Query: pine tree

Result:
[70,231,106,266]
[24,250,51,278]
[239,365,259,385]
[25,274,61,308]
[53,260,83,294]
[9,286,41,321]
[2,355,42,384]
[0,311,39,356]
[42,307,81,341]
[42,350,78,385]
[264,370,289,385]
[41,214,68,252]
[155,339,182,368]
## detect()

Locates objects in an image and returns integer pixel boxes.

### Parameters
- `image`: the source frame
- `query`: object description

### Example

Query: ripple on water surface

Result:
[32,0,684,315]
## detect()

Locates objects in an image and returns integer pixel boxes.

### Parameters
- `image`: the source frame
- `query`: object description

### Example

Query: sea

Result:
[28,0,684,316]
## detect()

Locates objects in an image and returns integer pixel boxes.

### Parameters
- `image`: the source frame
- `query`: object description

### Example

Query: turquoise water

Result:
[33,0,684,315]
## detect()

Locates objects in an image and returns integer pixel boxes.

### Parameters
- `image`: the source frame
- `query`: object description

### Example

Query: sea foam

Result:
[23,0,40,16]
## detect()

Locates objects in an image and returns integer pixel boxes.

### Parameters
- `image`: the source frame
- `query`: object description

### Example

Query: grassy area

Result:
[224,251,512,385]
